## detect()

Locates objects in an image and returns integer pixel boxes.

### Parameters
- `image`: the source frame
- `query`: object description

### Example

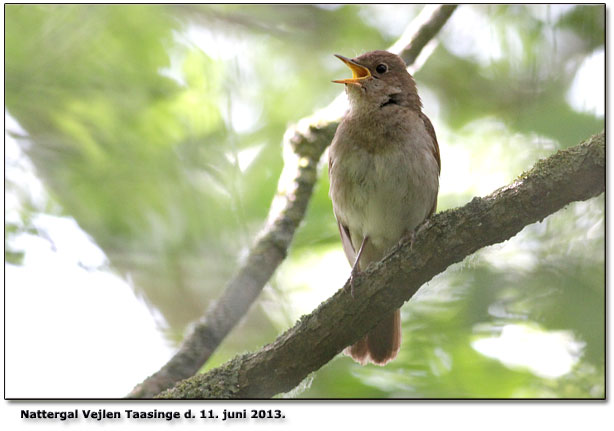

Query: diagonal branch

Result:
[128,4,458,398]
[157,131,604,399]
[394,4,457,65]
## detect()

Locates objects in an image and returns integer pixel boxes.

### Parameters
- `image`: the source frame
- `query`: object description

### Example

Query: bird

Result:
[328,50,440,366]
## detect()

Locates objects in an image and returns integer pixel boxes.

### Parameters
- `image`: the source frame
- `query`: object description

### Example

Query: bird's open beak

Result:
[332,54,371,85]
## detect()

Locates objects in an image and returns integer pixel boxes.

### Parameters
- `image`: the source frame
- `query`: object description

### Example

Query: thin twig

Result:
[393,4,457,65]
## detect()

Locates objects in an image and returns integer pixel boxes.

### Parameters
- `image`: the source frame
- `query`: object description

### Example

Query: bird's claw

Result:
[347,267,360,298]
[408,229,417,251]
[405,219,430,251]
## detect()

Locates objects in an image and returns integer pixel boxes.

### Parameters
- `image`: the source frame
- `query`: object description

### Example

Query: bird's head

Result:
[333,50,421,111]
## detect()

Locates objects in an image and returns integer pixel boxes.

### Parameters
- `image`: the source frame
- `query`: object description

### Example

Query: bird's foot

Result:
[409,229,418,251]
[404,219,431,251]
[346,266,361,298]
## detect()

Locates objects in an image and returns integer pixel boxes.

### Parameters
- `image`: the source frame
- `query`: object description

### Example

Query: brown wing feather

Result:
[336,219,356,266]
[419,111,441,174]
[330,153,357,265]
[419,111,440,215]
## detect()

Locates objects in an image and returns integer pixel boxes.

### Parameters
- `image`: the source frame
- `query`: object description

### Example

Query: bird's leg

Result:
[407,218,431,250]
[348,236,368,298]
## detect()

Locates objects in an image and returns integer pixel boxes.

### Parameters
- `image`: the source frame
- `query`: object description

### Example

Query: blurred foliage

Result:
[5,4,604,398]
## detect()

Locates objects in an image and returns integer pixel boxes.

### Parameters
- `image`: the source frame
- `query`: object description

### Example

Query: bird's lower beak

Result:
[332,54,371,85]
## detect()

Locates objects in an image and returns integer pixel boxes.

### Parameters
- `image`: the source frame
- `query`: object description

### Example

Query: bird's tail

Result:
[344,309,401,366]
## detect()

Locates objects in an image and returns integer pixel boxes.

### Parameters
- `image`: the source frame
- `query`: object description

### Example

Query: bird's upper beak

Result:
[332,54,371,85]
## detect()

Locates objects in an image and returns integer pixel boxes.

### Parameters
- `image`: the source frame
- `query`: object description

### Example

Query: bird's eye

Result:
[375,63,388,74]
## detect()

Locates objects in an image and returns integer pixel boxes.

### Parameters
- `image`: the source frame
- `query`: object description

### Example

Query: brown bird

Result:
[329,50,440,365]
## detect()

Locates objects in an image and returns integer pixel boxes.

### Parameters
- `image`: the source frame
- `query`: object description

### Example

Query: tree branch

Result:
[393,4,457,65]
[128,4,458,398]
[157,131,604,399]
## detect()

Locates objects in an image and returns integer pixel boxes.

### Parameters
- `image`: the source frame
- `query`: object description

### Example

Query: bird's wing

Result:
[336,219,356,265]
[329,138,357,264]
[419,111,441,175]
[419,111,441,215]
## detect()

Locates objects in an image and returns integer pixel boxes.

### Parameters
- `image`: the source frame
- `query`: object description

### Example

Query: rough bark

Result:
[156,131,605,399]
[128,4,458,398]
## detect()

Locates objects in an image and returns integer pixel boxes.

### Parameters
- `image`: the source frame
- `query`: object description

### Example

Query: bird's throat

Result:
[380,93,401,108]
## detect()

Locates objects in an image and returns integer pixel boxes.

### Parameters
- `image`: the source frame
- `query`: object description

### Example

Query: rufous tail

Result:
[344,309,401,366]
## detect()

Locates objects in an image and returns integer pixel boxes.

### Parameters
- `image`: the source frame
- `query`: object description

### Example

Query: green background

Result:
[5,4,604,398]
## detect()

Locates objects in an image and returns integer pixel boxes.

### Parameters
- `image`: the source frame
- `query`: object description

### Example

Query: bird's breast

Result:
[329,116,438,251]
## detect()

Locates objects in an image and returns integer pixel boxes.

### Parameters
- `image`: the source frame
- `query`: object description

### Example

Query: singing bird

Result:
[329,50,440,365]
